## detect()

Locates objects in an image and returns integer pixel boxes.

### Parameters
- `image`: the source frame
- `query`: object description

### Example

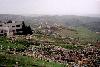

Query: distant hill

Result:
[0,14,25,21]
[81,22,100,32]
[0,14,100,32]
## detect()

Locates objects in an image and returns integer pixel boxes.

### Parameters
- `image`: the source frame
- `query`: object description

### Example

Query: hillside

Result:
[55,27,100,41]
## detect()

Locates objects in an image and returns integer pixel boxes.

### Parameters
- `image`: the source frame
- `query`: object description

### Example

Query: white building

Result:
[0,21,22,36]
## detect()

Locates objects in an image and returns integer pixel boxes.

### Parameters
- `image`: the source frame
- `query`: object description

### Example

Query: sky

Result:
[0,0,100,15]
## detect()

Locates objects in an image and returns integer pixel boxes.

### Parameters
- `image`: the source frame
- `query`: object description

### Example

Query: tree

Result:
[22,21,27,35]
[27,26,33,35]
[22,21,33,35]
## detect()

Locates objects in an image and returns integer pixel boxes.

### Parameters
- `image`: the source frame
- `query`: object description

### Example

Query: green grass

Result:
[0,51,64,67]
[0,37,29,51]
[56,44,83,50]
[34,59,65,67]
[73,27,100,41]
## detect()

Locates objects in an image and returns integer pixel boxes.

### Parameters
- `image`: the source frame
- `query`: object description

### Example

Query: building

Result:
[0,21,22,36]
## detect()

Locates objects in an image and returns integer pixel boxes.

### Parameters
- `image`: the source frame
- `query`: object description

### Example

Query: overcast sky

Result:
[0,0,100,15]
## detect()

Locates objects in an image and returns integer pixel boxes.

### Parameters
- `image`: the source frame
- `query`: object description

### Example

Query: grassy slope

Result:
[74,27,100,41]
[0,37,28,51]
[52,27,100,49]
[32,27,100,49]
[0,37,64,67]
[0,51,64,67]
[56,27,100,41]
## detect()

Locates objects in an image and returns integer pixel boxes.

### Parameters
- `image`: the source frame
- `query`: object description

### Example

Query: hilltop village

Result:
[0,20,100,67]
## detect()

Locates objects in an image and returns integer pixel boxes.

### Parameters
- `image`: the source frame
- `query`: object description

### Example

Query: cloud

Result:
[0,0,99,15]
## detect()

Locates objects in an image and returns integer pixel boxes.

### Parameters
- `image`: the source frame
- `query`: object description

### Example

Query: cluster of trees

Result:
[21,21,33,35]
